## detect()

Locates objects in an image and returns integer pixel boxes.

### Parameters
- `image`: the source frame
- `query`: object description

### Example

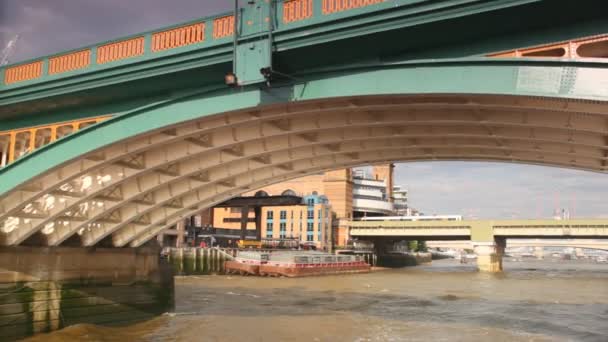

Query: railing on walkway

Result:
[489,34,608,58]
[0,115,111,167]
[2,1,607,90]
[1,0,390,88]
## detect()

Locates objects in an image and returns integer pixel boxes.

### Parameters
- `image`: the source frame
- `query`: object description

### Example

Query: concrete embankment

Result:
[167,248,433,276]
[0,247,173,341]
[376,252,432,267]
[168,247,235,275]
[168,248,372,277]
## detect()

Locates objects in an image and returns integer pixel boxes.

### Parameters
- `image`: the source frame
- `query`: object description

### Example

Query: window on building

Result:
[282,189,297,196]
[280,222,286,231]
[291,211,294,219]
[307,209,314,219]
[267,210,273,219]
[307,222,314,232]
[255,190,269,197]
[307,235,313,242]
[300,211,303,219]
[280,210,287,220]
[307,198,315,206]
[266,222,273,238]
[266,230,273,238]
[318,209,321,220]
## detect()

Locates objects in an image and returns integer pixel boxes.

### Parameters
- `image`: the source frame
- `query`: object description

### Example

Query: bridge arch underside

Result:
[1,93,607,248]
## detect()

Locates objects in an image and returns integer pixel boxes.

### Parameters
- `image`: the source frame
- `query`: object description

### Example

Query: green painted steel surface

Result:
[1,59,607,197]
[235,0,272,85]
[2,0,606,127]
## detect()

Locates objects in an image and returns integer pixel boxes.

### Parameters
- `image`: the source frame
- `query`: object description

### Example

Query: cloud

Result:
[0,0,232,63]
[394,162,608,219]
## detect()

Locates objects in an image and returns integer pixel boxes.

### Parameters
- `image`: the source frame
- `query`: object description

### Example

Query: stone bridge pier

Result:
[534,246,545,259]
[473,237,506,272]
[471,223,506,273]
[0,245,174,340]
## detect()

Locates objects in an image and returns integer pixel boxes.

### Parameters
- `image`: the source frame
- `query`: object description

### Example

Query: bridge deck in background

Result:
[350,219,608,239]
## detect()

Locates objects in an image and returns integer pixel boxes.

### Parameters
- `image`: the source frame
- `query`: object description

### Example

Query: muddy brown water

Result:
[23,259,608,341]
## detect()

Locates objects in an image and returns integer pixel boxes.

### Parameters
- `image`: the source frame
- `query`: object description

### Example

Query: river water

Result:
[25,259,608,341]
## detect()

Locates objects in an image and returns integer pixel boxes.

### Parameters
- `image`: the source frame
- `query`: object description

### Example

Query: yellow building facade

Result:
[211,165,394,249]
[212,194,333,250]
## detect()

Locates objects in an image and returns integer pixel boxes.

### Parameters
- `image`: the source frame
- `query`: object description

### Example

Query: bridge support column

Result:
[473,238,504,272]
[471,223,503,272]
[176,219,185,248]
[534,246,544,260]
[0,246,174,340]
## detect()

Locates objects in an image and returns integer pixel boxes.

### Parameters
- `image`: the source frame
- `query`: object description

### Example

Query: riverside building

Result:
[211,193,333,250]
[167,164,400,248]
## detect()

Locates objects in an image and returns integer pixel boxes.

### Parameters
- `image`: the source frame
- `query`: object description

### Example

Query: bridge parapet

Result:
[0,12,228,88]
[350,219,608,239]
[0,116,110,167]
[2,0,607,125]
[350,219,608,272]
[0,0,392,89]
[490,33,608,59]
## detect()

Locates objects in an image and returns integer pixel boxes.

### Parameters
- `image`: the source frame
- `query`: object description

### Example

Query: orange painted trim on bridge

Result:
[0,116,111,166]
[322,0,385,15]
[4,60,44,85]
[152,22,206,52]
[97,37,145,64]
[283,0,314,23]
[489,34,608,59]
[48,50,91,75]
[213,16,234,39]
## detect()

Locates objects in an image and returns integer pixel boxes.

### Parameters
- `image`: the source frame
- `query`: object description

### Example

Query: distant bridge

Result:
[349,219,608,271]
[349,219,608,240]
[426,239,608,252]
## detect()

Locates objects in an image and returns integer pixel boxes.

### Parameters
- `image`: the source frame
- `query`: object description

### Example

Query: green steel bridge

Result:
[1,0,608,249]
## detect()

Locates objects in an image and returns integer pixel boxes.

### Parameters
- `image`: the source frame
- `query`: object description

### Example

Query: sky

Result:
[1,1,607,219]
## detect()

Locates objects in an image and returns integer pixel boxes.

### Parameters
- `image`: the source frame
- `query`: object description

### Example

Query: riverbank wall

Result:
[0,246,173,341]
[168,247,235,275]
[167,248,433,276]
[377,252,432,267]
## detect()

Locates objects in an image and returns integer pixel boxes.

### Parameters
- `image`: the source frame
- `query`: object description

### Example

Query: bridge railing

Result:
[0,116,111,167]
[489,34,608,59]
[0,0,393,91]
[0,11,233,88]
[2,1,608,92]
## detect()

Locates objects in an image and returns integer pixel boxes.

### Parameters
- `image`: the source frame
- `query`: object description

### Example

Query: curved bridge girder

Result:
[0,60,607,247]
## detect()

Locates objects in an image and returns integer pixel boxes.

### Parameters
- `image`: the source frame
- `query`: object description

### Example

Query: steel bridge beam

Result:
[0,61,607,247]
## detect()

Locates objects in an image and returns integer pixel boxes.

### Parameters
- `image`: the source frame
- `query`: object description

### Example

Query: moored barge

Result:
[225,251,370,277]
